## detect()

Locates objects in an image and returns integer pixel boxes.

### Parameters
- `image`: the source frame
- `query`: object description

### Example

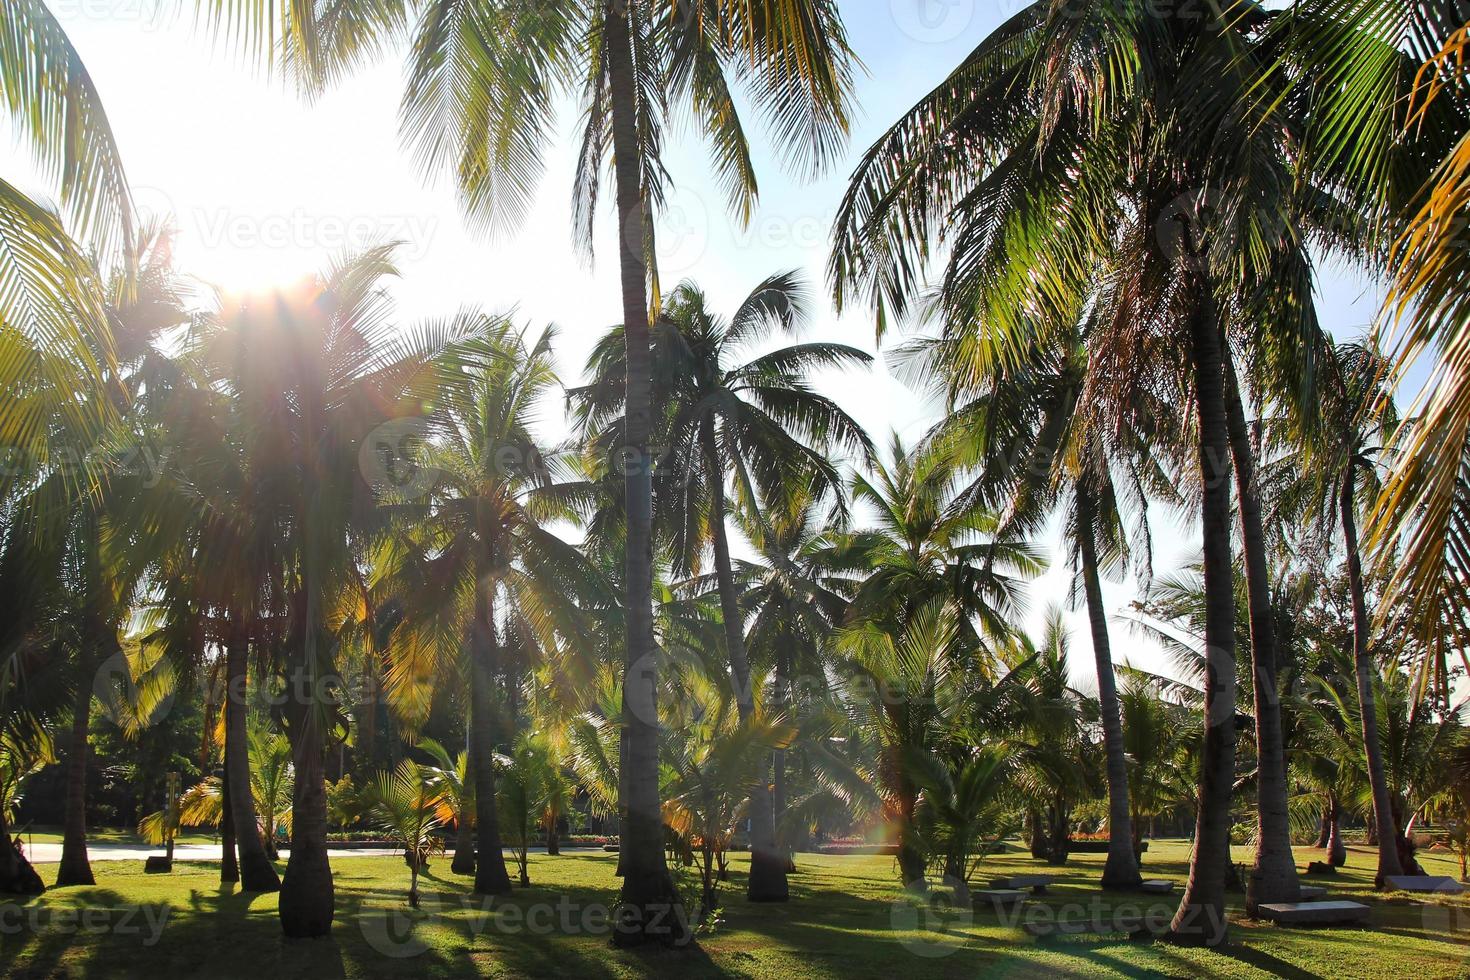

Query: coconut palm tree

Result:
[1270,341,1409,883]
[910,314,1178,889]
[179,245,460,936]
[375,319,594,898]
[571,272,872,900]
[0,0,135,463]
[191,0,857,939]
[829,0,1331,939]
[838,433,1041,652]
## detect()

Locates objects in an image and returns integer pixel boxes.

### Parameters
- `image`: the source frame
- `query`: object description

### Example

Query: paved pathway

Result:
[22,842,401,863]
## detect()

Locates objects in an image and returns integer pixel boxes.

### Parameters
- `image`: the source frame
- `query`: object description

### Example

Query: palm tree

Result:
[1268,341,1409,883]
[368,760,447,908]
[906,747,1014,908]
[417,737,475,875]
[840,435,1041,651]
[736,489,857,865]
[376,319,593,897]
[829,0,1327,941]
[1271,1,1470,677]
[0,0,135,464]
[192,0,857,940]
[660,680,794,921]
[184,246,458,937]
[572,272,872,900]
[838,600,967,887]
[912,316,1175,889]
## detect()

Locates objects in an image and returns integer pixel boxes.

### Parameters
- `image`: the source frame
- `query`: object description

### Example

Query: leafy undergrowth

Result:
[2,841,1466,978]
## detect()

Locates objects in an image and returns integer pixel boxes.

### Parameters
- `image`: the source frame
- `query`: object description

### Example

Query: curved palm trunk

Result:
[279,691,334,937]
[452,725,476,876]
[470,596,513,896]
[605,0,685,947]
[703,425,786,902]
[1167,289,1237,948]
[1221,357,1300,913]
[1340,478,1404,885]
[56,662,95,887]
[1076,485,1142,889]
[1326,796,1347,866]
[225,628,279,892]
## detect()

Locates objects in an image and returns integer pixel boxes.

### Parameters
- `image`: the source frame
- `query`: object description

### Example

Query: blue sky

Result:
[6,0,1396,687]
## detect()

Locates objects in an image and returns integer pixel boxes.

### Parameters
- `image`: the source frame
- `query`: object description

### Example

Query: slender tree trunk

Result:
[225,627,279,892]
[470,592,513,896]
[1221,355,1300,913]
[898,783,926,887]
[452,718,476,875]
[1167,288,1236,948]
[1314,807,1331,849]
[1028,809,1048,860]
[605,0,685,946]
[221,767,239,884]
[1076,484,1142,889]
[1340,478,1404,885]
[703,424,786,901]
[773,653,795,873]
[0,802,43,895]
[56,661,95,887]
[278,663,334,938]
[1046,800,1071,866]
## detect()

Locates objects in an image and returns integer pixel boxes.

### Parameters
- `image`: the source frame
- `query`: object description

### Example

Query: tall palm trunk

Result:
[1340,477,1404,884]
[277,647,335,937]
[56,656,95,887]
[1221,357,1300,913]
[773,654,795,872]
[278,665,334,937]
[1075,485,1142,889]
[1168,288,1237,948]
[452,723,476,876]
[470,590,513,896]
[225,626,279,892]
[703,424,786,901]
[220,769,239,884]
[605,0,685,946]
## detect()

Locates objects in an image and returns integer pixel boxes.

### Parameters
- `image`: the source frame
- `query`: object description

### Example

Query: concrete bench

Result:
[1384,875,1464,895]
[1258,901,1370,926]
[1139,879,1175,895]
[1298,885,1327,901]
[990,875,1055,894]
[972,888,1028,911]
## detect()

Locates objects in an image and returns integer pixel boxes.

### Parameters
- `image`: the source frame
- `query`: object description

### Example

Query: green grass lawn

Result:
[2,840,1466,978]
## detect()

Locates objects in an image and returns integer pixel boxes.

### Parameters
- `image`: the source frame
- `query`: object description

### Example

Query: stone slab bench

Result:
[1384,876,1464,895]
[1258,901,1370,926]
[990,875,1054,894]
[1298,885,1327,901]
[1139,879,1175,895]
[972,889,1028,911]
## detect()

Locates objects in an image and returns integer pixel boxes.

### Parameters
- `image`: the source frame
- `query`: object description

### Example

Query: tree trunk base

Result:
[239,851,281,894]
[613,870,691,948]
[747,847,789,902]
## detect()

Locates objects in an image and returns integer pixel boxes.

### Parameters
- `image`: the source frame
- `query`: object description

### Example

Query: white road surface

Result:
[21,842,401,862]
